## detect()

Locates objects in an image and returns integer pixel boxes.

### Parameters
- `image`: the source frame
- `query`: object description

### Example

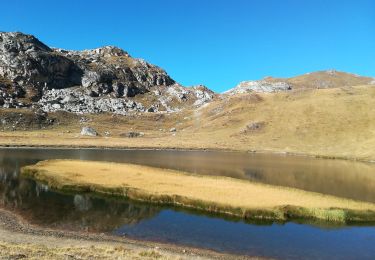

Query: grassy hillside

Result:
[1,85,374,161]
[191,85,375,160]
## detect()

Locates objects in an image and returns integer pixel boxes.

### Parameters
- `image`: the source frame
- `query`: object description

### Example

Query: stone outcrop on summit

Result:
[224,80,292,95]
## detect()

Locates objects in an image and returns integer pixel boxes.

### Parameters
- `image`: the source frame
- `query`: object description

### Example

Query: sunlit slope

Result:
[189,85,375,160]
[0,85,374,161]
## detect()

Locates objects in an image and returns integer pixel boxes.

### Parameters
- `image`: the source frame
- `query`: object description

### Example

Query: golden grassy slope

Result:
[192,85,375,160]
[22,160,375,222]
[1,85,374,161]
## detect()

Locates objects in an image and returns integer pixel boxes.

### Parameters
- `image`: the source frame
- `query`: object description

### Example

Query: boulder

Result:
[246,122,264,130]
[80,126,98,136]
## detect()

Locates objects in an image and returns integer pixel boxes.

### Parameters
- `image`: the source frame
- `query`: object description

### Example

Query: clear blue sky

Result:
[2,0,374,92]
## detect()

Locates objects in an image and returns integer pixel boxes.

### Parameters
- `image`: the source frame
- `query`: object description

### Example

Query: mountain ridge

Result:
[1,31,374,115]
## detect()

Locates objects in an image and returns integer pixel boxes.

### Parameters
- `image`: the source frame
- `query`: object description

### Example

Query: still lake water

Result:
[0,148,375,259]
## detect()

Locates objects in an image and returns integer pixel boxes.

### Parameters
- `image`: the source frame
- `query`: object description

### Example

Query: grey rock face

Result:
[55,46,175,96]
[35,83,214,115]
[37,87,145,115]
[0,32,83,90]
[80,126,98,136]
[0,32,215,114]
[0,32,174,96]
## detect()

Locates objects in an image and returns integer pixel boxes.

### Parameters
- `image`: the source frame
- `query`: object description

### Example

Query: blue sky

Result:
[2,0,374,92]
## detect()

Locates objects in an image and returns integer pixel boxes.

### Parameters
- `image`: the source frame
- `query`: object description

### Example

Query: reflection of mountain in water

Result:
[0,161,160,232]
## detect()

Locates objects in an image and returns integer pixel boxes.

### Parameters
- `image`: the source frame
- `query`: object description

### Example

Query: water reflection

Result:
[0,160,160,232]
[115,210,375,260]
[0,148,375,202]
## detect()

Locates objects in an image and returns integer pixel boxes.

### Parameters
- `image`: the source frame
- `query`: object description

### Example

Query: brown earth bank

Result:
[1,85,375,163]
[0,208,259,260]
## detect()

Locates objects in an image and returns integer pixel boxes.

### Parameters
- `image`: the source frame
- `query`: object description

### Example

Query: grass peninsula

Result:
[21,159,375,223]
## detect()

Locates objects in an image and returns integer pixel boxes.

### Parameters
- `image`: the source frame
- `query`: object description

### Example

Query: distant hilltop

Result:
[225,70,375,95]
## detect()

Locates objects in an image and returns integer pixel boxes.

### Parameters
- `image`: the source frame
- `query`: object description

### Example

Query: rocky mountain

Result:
[0,32,214,114]
[1,32,374,116]
[225,70,375,95]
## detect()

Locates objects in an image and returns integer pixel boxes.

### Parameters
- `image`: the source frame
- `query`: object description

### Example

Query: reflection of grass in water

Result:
[0,175,161,232]
[24,181,375,229]
[21,159,375,224]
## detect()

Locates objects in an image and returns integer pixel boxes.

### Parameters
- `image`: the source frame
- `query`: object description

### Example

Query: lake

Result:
[0,148,375,259]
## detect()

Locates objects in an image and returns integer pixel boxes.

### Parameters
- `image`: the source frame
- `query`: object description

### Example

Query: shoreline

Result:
[0,207,251,260]
[1,143,374,164]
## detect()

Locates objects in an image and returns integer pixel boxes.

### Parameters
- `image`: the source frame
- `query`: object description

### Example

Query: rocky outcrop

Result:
[35,83,214,114]
[54,46,175,96]
[0,32,215,114]
[224,80,291,95]
[0,32,82,90]
[37,87,145,114]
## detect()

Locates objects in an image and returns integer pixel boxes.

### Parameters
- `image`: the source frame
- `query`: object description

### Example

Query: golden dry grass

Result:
[0,241,175,260]
[1,85,375,162]
[22,160,375,222]
[193,85,375,160]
